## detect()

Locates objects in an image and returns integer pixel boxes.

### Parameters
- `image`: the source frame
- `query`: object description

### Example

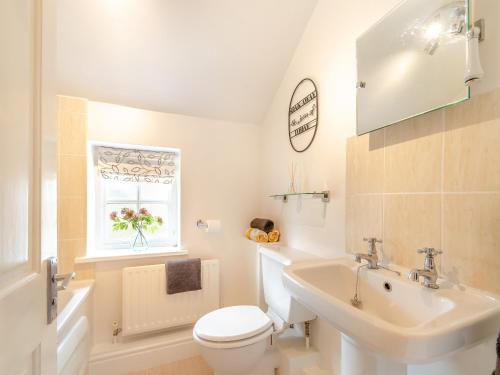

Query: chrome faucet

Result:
[408,248,442,289]
[355,237,382,269]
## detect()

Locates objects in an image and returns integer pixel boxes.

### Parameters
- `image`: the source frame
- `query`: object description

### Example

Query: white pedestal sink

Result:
[282,257,500,374]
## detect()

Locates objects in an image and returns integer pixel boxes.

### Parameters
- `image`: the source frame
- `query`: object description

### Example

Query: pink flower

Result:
[124,209,135,219]
[110,211,117,220]
[139,207,148,215]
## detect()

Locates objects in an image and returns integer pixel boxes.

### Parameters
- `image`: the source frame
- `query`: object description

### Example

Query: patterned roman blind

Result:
[96,146,178,184]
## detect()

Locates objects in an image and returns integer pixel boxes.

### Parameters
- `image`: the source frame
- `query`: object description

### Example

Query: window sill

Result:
[75,247,188,264]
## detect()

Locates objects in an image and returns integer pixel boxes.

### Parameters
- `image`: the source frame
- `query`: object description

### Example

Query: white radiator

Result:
[122,259,219,336]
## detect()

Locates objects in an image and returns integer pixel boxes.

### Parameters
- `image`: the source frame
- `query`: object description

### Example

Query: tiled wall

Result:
[57,96,89,276]
[346,88,500,295]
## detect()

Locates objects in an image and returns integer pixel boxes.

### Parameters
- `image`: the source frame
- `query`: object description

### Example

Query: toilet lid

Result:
[194,305,273,342]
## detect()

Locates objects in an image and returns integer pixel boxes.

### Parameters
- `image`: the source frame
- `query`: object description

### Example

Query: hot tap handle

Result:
[363,237,382,255]
[417,248,442,257]
[363,237,382,244]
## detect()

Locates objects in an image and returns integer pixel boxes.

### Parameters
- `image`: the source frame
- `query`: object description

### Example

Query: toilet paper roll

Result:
[204,220,221,233]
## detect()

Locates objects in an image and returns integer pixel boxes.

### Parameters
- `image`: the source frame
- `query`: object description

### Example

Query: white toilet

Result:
[193,245,317,375]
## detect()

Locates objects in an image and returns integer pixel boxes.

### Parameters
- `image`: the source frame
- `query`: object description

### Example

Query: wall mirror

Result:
[356,0,470,135]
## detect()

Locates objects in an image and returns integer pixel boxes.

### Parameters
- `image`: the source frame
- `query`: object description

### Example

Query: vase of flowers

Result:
[110,207,163,251]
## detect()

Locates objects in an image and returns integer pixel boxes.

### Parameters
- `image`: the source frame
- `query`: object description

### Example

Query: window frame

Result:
[87,141,181,254]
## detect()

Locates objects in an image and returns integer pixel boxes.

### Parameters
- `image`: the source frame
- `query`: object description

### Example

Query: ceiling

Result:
[56,0,317,124]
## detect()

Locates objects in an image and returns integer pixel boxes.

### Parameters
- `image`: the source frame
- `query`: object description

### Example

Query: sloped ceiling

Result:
[57,0,317,124]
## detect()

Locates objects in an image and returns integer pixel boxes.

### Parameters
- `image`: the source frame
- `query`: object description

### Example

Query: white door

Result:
[0,0,58,374]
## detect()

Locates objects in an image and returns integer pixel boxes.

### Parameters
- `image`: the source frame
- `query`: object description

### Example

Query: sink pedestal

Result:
[341,334,407,375]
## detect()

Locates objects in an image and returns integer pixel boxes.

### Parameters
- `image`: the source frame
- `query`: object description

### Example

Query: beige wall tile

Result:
[58,95,88,114]
[383,194,441,268]
[384,110,443,193]
[443,194,500,294]
[346,88,500,293]
[346,129,384,195]
[57,249,74,274]
[57,96,88,269]
[346,195,383,254]
[58,155,87,197]
[58,197,86,240]
[58,239,85,273]
[445,88,500,130]
[74,263,95,280]
[444,91,500,191]
[59,238,86,258]
[58,111,87,156]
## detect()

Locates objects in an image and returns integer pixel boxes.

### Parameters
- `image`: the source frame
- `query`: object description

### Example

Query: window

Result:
[89,143,180,252]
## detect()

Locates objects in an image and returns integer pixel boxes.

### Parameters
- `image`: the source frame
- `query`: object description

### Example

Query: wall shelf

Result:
[269,190,330,203]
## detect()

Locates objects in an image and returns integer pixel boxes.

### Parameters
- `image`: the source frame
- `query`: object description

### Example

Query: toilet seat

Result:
[193,305,274,349]
[193,325,274,349]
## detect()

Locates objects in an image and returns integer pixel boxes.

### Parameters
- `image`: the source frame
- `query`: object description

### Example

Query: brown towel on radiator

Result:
[166,258,202,294]
[250,218,274,233]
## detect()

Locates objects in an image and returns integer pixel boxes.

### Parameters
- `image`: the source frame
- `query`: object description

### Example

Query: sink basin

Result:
[283,257,500,363]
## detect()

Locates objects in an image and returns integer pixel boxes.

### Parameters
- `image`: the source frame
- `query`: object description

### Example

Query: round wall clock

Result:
[288,78,319,153]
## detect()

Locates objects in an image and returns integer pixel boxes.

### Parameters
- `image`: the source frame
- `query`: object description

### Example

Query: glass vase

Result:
[131,227,149,251]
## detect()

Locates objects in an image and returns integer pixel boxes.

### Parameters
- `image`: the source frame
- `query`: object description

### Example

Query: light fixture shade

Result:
[465,26,484,85]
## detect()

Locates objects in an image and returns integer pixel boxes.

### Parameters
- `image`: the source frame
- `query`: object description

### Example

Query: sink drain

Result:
[383,281,392,292]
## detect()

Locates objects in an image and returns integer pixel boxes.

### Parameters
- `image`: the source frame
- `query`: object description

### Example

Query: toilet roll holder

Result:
[196,219,209,230]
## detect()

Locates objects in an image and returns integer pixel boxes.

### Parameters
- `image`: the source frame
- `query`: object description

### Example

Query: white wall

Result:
[259,0,500,373]
[87,101,262,344]
[259,1,402,371]
[260,0,401,259]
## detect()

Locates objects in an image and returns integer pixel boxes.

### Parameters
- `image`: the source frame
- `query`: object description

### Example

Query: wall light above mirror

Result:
[356,0,470,135]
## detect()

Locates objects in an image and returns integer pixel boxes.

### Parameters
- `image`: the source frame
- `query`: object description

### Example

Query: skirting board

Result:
[88,328,198,375]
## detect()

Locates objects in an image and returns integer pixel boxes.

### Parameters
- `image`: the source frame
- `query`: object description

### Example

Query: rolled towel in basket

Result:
[268,229,280,243]
[250,218,274,233]
[246,228,269,242]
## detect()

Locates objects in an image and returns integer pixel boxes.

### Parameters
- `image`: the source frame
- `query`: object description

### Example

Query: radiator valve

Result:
[112,321,122,344]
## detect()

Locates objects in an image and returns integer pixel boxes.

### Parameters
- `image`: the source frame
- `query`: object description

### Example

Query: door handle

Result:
[54,272,75,291]
[46,257,77,324]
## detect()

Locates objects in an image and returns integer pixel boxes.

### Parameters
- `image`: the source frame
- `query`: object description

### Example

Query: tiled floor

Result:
[128,356,213,375]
